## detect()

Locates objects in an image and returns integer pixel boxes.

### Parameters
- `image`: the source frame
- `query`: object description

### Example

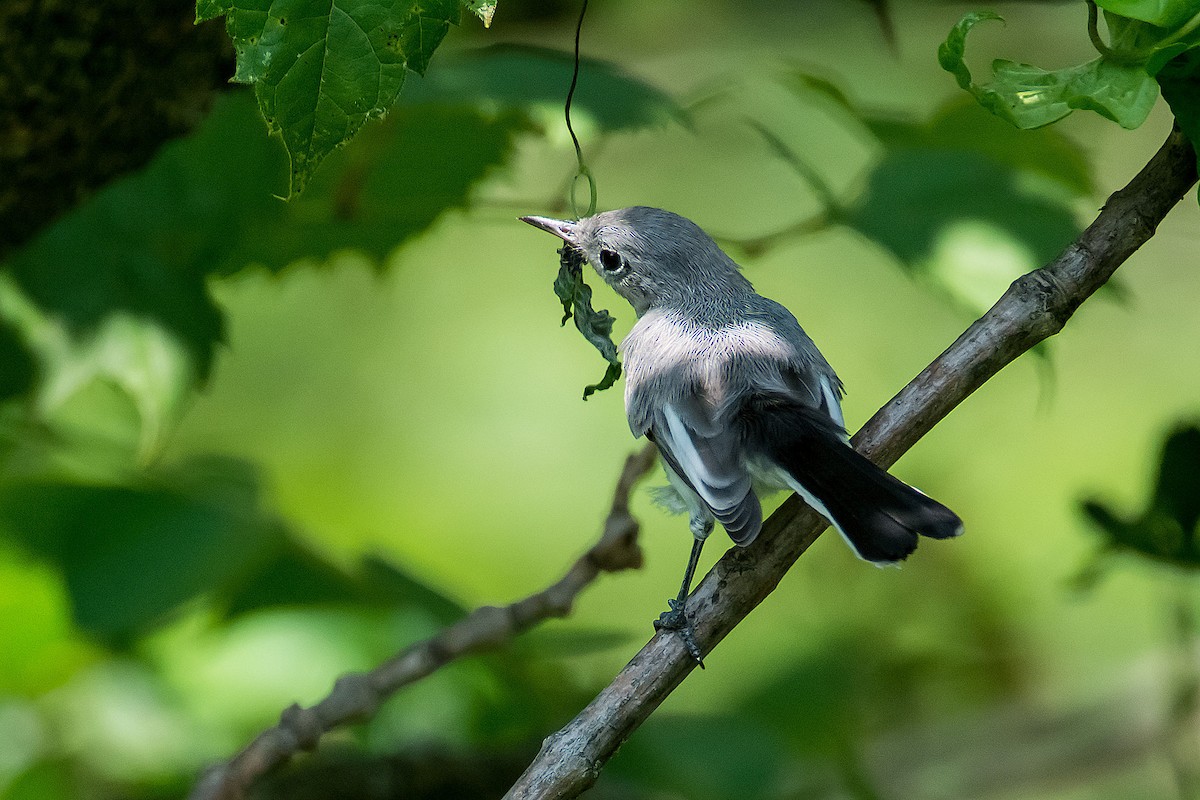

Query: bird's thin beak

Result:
[519,215,578,244]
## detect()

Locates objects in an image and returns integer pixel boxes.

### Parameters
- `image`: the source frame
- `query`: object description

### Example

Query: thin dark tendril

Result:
[565,0,596,218]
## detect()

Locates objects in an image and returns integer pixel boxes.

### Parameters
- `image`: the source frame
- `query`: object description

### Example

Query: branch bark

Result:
[503,126,1199,799]
[189,443,658,800]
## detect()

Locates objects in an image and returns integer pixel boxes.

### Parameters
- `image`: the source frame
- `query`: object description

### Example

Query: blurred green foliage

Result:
[1083,425,1200,570]
[2,1,1200,799]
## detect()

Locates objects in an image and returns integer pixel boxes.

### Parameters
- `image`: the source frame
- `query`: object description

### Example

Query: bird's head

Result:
[520,206,746,315]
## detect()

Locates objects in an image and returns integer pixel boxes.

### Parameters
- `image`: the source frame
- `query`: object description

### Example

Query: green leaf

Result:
[4,91,287,381]
[864,100,1095,195]
[780,67,859,116]
[197,0,464,197]
[401,44,686,132]
[939,11,1005,91]
[4,90,525,383]
[1153,425,1200,534]
[1157,48,1200,191]
[518,625,635,656]
[0,318,36,402]
[221,548,465,623]
[584,361,622,399]
[1096,0,1200,28]
[233,102,530,269]
[0,446,467,643]
[615,714,786,800]
[0,456,284,643]
[939,11,1160,130]
[1,88,529,473]
[1082,424,1200,569]
[552,246,622,399]
[846,150,1080,316]
[463,0,496,27]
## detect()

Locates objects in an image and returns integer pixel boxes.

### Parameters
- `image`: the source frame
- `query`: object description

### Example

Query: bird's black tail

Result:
[742,396,962,564]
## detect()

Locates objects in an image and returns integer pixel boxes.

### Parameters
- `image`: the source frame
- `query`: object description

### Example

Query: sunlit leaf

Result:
[939,11,1159,130]
[1096,0,1200,28]
[0,560,95,694]
[846,150,1079,315]
[197,0,463,196]
[463,0,496,27]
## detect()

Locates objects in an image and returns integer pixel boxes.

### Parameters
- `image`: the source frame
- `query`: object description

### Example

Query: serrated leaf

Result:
[552,246,622,399]
[198,0,463,196]
[463,0,496,26]
[939,11,1159,130]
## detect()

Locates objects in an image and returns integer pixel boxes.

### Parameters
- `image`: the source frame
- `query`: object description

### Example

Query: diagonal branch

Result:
[503,125,1199,799]
[189,443,658,800]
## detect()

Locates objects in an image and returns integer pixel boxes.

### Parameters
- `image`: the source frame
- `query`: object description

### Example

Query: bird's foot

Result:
[654,598,705,668]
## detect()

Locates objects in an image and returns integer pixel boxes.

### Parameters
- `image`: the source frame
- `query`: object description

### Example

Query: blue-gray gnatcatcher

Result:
[521,206,962,661]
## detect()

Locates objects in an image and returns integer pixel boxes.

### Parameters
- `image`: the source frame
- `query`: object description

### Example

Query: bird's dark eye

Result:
[598,249,623,272]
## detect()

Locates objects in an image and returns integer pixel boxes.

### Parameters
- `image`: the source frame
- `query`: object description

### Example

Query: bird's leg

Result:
[654,535,707,667]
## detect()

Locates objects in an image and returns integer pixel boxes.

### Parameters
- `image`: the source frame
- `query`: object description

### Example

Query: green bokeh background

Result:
[3,1,1200,798]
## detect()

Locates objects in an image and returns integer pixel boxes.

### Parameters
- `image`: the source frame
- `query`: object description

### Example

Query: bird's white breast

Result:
[622,311,796,408]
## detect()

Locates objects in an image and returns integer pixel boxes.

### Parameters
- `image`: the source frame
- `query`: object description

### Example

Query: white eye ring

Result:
[599,249,623,272]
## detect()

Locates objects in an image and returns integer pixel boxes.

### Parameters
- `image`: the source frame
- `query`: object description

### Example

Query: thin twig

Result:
[503,126,1199,799]
[1086,1,1111,59]
[189,443,659,800]
[565,0,596,218]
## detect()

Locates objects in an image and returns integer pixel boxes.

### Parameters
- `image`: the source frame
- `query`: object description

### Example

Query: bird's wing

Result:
[778,366,846,433]
[750,299,847,432]
[647,390,762,544]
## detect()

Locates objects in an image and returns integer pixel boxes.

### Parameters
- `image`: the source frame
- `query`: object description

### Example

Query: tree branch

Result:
[503,125,1199,799]
[189,443,658,800]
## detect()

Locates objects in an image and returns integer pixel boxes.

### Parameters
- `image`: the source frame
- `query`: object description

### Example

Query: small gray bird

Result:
[521,207,962,660]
